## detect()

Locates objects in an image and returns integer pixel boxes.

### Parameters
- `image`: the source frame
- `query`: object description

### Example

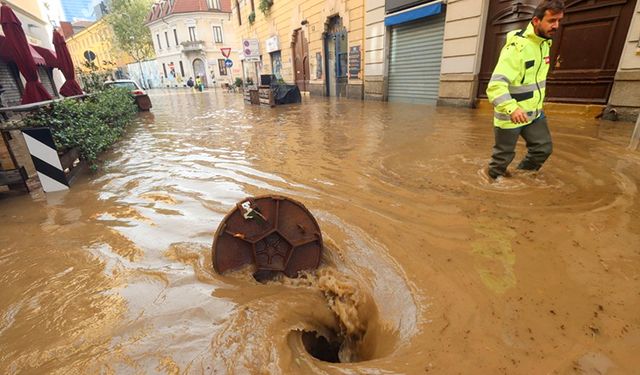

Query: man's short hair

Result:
[533,0,566,20]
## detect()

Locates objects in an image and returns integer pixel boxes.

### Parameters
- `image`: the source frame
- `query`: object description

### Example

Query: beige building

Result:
[65,19,136,73]
[233,0,366,98]
[365,0,640,118]
[146,0,241,88]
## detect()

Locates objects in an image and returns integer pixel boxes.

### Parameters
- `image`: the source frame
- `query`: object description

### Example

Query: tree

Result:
[106,0,154,62]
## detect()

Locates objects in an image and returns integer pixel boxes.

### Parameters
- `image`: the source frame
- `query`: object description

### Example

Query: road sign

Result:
[83,50,96,62]
[242,39,260,62]
[221,47,231,58]
[225,59,233,68]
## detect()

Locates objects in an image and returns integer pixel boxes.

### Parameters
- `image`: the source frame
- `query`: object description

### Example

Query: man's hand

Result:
[510,108,529,124]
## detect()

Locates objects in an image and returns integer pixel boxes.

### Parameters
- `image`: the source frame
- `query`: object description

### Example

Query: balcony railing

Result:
[180,40,205,52]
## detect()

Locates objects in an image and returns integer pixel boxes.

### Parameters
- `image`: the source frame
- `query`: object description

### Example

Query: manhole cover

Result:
[212,195,323,278]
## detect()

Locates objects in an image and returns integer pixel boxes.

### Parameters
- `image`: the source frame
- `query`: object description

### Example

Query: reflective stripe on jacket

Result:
[486,23,552,129]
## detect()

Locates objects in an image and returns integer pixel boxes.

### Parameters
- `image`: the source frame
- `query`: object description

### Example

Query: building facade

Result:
[146,0,241,88]
[606,0,640,120]
[364,0,640,117]
[65,18,135,74]
[0,0,63,107]
[232,0,366,99]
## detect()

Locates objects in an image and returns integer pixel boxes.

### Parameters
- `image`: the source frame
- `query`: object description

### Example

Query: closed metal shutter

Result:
[388,13,445,104]
[0,61,23,107]
[38,67,57,98]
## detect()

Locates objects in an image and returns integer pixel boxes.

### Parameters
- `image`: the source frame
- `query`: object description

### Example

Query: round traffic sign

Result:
[83,50,96,62]
[225,59,233,68]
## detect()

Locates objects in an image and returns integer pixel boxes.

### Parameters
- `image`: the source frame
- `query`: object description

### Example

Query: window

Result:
[156,34,161,49]
[250,0,255,12]
[188,26,197,41]
[236,1,241,25]
[207,0,221,9]
[165,31,170,48]
[173,29,178,45]
[179,61,185,77]
[213,26,223,43]
[218,59,227,76]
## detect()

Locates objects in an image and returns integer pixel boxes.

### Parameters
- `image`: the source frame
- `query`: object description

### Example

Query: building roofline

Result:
[64,19,108,42]
[146,10,230,27]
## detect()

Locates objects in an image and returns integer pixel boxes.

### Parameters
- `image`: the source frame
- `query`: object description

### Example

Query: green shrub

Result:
[22,88,137,170]
[77,62,113,93]
[248,11,255,24]
[234,77,244,88]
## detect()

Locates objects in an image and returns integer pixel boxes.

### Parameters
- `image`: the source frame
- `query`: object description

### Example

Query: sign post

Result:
[243,39,261,87]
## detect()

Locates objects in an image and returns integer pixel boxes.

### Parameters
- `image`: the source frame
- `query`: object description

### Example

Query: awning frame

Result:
[384,0,444,27]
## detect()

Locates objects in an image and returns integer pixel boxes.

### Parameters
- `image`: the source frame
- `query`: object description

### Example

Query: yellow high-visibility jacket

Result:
[487,22,552,129]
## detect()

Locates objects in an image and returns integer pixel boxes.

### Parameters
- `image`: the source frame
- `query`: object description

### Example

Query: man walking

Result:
[486,0,565,179]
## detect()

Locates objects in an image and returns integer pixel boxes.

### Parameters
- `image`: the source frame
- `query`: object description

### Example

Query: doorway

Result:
[324,16,348,97]
[477,0,637,104]
[192,58,207,87]
[292,29,310,92]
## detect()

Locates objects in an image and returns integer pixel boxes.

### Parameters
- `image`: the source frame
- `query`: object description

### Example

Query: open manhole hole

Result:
[212,196,323,281]
[301,330,343,363]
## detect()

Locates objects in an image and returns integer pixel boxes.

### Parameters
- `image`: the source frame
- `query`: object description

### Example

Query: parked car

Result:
[104,80,152,111]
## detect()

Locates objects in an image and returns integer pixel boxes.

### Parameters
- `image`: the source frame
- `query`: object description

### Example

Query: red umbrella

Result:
[52,29,83,96]
[0,4,52,104]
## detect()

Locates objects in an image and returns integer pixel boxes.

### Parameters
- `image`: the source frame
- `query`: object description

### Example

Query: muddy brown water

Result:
[1,90,639,374]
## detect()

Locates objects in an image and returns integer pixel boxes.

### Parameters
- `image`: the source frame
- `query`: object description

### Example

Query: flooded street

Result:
[1,89,639,374]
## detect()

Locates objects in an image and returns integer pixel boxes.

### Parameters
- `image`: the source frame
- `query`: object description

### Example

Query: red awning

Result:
[0,34,11,61]
[0,34,57,67]
[1,3,52,103]
[32,44,58,68]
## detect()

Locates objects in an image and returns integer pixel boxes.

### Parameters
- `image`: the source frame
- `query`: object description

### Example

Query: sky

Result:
[58,0,103,21]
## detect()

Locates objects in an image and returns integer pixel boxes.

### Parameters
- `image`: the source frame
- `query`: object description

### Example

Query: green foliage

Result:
[234,77,244,88]
[77,68,113,94]
[258,0,272,15]
[22,89,137,170]
[248,11,256,24]
[76,57,114,93]
[106,0,154,61]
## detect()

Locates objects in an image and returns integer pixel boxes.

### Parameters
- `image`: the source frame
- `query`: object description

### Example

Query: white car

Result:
[104,80,152,111]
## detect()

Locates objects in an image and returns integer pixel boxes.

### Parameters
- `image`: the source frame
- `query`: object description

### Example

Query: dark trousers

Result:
[488,115,553,178]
